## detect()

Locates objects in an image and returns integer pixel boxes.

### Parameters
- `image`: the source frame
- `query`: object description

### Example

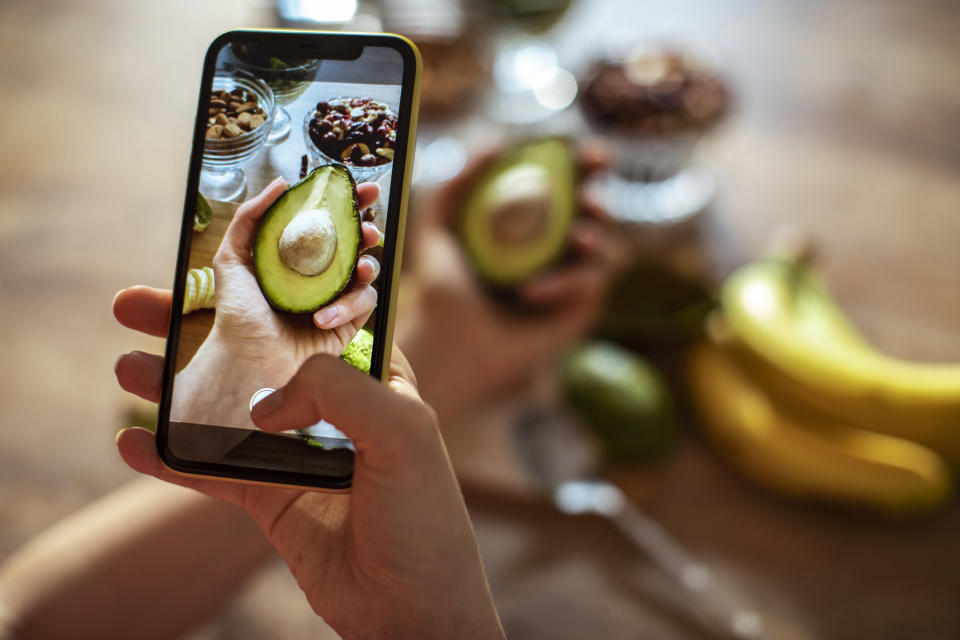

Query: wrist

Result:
[397,590,504,640]
[171,328,288,427]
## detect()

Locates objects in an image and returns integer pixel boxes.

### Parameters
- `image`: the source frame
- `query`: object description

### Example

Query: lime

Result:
[194,193,212,232]
[341,328,373,374]
[562,341,676,463]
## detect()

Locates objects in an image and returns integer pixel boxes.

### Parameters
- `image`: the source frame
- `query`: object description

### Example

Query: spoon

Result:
[513,405,768,640]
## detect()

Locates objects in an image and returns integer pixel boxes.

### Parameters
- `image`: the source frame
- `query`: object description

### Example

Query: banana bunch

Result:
[686,246,957,515]
[183,266,215,314]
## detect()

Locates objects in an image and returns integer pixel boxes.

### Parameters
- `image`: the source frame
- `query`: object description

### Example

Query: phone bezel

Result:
[155,30,420,490]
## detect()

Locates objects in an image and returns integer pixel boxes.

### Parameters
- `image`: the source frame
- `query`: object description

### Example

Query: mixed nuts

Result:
[206,88,268,139]
[307,98,397,167]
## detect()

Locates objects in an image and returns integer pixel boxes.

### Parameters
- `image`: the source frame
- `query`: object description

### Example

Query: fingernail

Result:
[115,428,128,445]
[316,305,341,326]
[249,387,276,412]
[251,387,283,420]
[362,256,380,280]
[114,353,124,372]
[270,176,286,188]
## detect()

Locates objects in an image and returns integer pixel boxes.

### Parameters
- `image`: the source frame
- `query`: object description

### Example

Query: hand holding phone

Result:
[115,337,504,639]
[111,30,508,637]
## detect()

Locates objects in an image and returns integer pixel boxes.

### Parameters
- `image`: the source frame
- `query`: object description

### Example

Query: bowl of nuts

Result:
[200,70,275,201]
[224,43,320,144]
[303,97,397,184]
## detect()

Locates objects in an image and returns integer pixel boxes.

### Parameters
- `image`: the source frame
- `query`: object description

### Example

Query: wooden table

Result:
[0,1,957,639]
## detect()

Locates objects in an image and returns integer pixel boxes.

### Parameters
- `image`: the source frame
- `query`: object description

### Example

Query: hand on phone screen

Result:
[178,179,382,429]
[213,176,382,345]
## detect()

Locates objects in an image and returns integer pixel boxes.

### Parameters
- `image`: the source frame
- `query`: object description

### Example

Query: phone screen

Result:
[158,32,418,488]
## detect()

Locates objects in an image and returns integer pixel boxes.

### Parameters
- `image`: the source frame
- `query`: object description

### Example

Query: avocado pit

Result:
[278,208,338,276]
[254,165,361,314]
[487,164,553,246]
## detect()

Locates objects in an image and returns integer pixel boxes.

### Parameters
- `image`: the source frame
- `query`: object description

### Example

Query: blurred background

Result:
[1,0,959,638]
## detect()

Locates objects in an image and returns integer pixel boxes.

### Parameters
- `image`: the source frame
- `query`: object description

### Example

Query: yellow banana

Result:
[721,257,960,464]
[183,266,216,314]
[686,340,952,515]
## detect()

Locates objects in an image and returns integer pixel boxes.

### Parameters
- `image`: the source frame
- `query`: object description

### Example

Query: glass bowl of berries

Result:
[579,46,729,224]
[303,97,398,184]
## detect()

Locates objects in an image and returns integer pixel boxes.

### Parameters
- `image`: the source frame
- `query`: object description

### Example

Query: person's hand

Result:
[212,177,382,359]
[114,345,504,640]
[145,179,381,427]
[397,146,630,422]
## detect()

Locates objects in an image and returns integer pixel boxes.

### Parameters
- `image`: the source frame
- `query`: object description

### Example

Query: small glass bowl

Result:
[202,71,275,168]
[225,44,320,143]
[302,103,395,185]
[577,47,729,224]
[200,70,275,201]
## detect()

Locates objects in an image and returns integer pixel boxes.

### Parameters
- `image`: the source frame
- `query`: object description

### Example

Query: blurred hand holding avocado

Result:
[397,140,631,423]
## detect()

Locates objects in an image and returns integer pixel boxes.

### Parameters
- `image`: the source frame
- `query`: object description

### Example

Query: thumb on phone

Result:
[250,353,435,459]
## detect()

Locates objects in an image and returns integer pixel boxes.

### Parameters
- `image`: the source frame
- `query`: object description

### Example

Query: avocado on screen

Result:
[341,327,373,374]
[459,138,576,288]
[194,193,212,232]
[254,165,361,314]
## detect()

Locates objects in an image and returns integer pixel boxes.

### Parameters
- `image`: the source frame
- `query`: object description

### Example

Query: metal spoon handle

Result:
[607,493,767,640]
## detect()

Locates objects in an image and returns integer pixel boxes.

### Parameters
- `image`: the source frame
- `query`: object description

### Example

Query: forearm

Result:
[0,478,275,640]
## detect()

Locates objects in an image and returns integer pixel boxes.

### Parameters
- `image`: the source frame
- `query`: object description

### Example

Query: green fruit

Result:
[562,341,676,463]
[459,138,576,288]
[254,165,361,314]
[341,328,373,374]
[194,193,212,232]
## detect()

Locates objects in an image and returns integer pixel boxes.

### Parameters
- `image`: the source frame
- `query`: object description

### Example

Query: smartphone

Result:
[156,30,420,490]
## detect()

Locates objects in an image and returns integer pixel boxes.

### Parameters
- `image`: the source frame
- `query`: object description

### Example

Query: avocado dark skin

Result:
[253,165,361,314]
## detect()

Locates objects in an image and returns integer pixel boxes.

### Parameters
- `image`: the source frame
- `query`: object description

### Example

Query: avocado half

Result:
[254,165,361,313]
[459,138,576,288]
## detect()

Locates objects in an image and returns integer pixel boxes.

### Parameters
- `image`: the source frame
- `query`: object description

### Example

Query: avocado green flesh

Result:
[341,328,373,374]
[461,138,575,287]
[254,165,360,313]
